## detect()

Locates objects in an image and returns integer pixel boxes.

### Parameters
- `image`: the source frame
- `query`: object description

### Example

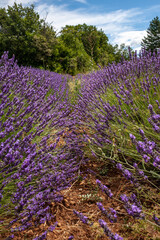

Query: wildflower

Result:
[68,236,74,240]
[33,231,47,240]
[143,154,150,163]
[129,134,136,143]
[96,179,113,198]
[97,202,117,223]
[116,164,137,185]
[99,219,123,240]
[0,193,3,201]
[73,210,90,224]
[48,222,58,232]
[153,214,160,226]
[148,104,154,115]
[5,235,14,240]
[120,194,145,219]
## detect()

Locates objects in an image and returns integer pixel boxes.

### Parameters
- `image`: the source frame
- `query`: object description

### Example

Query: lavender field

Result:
[0,50,160,240]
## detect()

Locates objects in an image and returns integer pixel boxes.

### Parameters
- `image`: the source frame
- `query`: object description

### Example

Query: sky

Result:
[0,0,160,51]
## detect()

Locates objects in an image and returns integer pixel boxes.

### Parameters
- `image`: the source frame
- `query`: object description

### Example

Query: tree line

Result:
[0,3,130,75]
[0,3,159,75]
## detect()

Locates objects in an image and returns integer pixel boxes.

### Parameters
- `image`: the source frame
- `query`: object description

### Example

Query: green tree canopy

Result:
[60,24,116,67]
[141,16,160,52]
[58,27,96,75]
[0,3,131,75]
[0,3,57,68]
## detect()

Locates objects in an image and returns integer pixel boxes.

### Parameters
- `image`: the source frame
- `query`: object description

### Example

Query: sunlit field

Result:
[0,50,160,240]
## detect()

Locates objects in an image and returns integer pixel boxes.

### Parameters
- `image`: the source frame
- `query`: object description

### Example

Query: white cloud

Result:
[36,3,142,34]
[35,3,146,48]
[74,0,87,3]
[112,30,147,49]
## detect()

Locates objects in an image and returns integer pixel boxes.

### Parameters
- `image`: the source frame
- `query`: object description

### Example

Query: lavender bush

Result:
[77,49,160,182]
[0,52,85,238]
[73,49,160,232]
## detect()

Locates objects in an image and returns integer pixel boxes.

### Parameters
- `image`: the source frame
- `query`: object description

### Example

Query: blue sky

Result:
[1,0,160,50]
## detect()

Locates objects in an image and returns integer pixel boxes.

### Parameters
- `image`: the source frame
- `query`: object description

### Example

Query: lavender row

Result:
[0,52,84,238]
[68,49,160,236]
[76,49,160,182]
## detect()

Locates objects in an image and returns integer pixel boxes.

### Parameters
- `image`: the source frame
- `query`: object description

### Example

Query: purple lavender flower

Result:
[68,236,74,240]
[148,104,154,115]
[116,163,123,171]
[139,129,145,137]
[0,193,3,201]
[73,210,90,224]
[116,164,137,185]
[120,194,129,203]
[153,214,160,226]
[153,124,160,132]
[97,202,117,223]
[133,163,148,180]
[1,45,160,238]
[143,154,150,163]
[136,141,146,154]
[120,194,145,219]
[153,155,160,168]
[129,134,136,143]
[96,179,113,198]
[152,114,160,122]
[33,231,47,240]
[99,219,123,240]
[5,235,14,240]
[48,222,58,232]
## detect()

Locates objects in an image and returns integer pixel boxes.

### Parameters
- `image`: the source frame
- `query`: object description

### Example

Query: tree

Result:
[33,23,58,69]
[141,16,160,52]
[0,3,40,65]
[60,24,116,68]
[0,3,57,68]
[0,3,130,74]
[58,30,95,75]
[113,44,133,62]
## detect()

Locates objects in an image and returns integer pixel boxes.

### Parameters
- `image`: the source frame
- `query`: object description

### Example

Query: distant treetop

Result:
[141,16,160,52]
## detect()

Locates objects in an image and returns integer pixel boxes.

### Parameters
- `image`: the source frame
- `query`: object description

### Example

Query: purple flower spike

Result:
[97,202,117,223]
[73,210,90,224]
[33,231,47,240]
[48,222,58,232]
[96,179,113,198]
[5,235,14,240]
[99,219,123,240]
[120,194,145,219]
[129,134,136,143]
[153,214,160,226]
[68,236,74,240]
[116,164,137,185]
[143,154,150,163]
[148,104,154,115]
[0,193,3,201]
